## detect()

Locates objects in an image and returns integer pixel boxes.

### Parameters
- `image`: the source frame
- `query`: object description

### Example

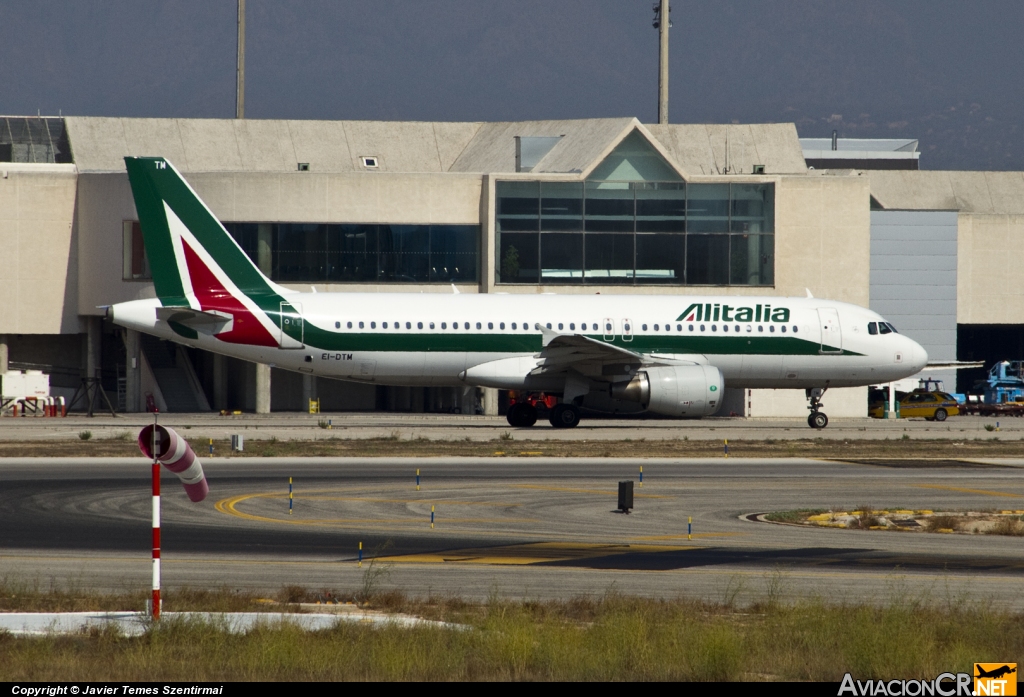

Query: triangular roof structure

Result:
[583,128,683,181]
[59,116,808,177]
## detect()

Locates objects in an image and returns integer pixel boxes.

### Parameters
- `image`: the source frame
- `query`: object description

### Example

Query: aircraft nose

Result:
[909,340,928,372]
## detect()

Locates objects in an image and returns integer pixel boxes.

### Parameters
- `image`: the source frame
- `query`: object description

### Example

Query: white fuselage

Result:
[111,292,928,393]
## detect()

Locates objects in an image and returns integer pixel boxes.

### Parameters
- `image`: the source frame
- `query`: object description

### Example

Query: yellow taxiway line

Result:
[215,493,536,527]
[914,484,1023,499]
[511,484,673,498]
[631,532,746,541]
[375,541,695,566]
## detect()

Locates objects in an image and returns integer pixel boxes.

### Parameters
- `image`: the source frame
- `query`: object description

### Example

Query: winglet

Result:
[806,288,814,298]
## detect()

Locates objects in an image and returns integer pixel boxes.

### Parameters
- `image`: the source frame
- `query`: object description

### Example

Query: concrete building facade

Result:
[1,115,1017,416]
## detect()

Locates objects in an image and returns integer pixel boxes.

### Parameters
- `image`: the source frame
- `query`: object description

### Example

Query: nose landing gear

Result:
[806,386,829,429]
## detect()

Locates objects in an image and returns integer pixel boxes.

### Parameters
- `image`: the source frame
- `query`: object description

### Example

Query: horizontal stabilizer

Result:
[155,306,234,335]
[925,360,984,370]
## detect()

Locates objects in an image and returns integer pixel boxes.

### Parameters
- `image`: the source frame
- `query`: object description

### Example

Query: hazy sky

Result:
[3,1,1022,170]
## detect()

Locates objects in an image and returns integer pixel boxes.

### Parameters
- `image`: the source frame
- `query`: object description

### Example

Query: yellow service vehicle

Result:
[869,391,960,421]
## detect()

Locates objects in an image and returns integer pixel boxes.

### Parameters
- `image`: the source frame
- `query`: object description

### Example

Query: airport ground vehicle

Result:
[869,390,959,421]
[961,361,1024,416]
[108,157,928,429]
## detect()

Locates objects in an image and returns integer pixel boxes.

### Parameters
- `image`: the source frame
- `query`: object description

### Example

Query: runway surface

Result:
[2,412,1022,443]
[1,457,1023,607]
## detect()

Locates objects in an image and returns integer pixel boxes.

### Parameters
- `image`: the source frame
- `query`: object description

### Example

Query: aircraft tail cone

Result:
[138,425,209,502]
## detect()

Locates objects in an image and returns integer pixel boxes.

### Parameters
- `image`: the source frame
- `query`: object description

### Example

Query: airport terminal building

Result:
[1,115,1021,416]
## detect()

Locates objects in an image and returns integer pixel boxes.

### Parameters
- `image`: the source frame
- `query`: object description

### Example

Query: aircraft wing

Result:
[531,327,708,376]
[155,306,234,335]
[532,328,642,371]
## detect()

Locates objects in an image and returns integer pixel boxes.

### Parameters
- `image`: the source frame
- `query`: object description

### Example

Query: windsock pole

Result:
[151,414,161,620]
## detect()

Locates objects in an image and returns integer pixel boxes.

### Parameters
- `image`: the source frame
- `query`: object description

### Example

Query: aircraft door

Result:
[621,318,633,342]
[278,301,305,349]
[603,317,614,342]
[817,308,842,354]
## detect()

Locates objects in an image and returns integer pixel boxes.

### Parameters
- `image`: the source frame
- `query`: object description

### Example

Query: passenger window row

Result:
[642,323,799,334]
[332,321,547,331]
[327,320,798,335]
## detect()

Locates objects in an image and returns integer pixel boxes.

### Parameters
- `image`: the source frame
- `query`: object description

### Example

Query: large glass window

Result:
[541,233,583,282]
[328,224,377,282]
[686,184,730,233]
[541,182,583,232]
[225,222,479,284]
[686,234,730,285]
[429,225,478,283]
[495,181,774,286]
[0,117,72,164]
[585,182,633,233]
[378,225,429,282]
[636,183,686,233]
[730,184,774,233]
[635,233,684,284]
[499,232,539,283]
[276,224,327,281]
[496,181,539,232]
[585,233,634,284]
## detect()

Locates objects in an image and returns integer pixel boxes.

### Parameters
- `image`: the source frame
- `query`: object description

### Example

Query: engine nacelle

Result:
[610,364,724,417]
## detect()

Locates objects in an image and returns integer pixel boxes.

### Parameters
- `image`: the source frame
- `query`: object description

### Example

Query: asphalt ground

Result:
[1,412,1022,443]
[2,456,1023,608]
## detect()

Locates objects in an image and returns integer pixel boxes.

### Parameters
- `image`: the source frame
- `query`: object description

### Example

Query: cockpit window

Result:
[886,322,898,333]
[878,322,892,335]
[868,322,878,335]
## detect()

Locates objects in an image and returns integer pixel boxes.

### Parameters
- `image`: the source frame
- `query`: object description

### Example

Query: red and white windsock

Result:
[138,425,209,502]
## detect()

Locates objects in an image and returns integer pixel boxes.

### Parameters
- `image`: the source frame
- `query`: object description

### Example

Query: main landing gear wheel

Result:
[549,403,581,429]
[808,412,828,429]
[506,403,538,428]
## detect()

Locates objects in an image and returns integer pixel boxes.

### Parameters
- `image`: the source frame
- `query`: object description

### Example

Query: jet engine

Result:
[609,364,724,417]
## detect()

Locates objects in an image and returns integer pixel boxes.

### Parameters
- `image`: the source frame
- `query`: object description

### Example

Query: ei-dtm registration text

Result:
[11,688,224,696]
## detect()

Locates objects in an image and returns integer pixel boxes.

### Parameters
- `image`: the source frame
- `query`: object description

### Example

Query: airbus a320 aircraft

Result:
[109,157,928,429]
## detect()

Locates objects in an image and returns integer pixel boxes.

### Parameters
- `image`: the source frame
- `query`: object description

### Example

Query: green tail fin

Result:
[124,157,279,308]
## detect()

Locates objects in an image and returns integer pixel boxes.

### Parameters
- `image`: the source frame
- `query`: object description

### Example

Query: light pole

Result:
[653,0,671,124]
[236,0,245,119]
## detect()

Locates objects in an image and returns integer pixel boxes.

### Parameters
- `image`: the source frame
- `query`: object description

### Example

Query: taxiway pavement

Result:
[1,457,1022,607]
[0,413,1021,443]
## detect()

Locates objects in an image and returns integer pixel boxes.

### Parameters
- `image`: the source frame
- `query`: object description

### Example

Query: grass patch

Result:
[77,431,92,441]
[988,516,1024,537]
[0,585,1021,681]
[763,509,826,524]
[925,515,962,533]
[848,505,881,530]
